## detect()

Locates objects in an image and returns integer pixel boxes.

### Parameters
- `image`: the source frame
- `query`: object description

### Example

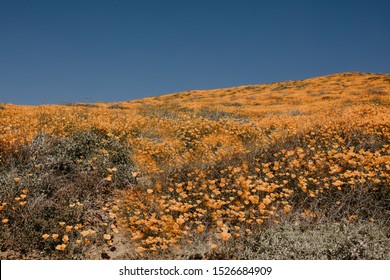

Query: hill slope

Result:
[0,72,389,259]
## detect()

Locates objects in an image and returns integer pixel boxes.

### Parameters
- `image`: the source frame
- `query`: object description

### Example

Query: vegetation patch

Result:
[1,72,389,259]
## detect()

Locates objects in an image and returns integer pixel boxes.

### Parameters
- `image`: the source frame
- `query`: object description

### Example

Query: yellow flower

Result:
[216,220,223,227]
[256,219,264,224]
[42,234,50,240]
[52,234,59,240]
[135,246,146,253]
[55,244,67,251]
[176,217,185,225]
[283,204,292,214]
[58,222,66,227]
[2,219,9,224]
[221,230,231,241]
[80,230,90,237]
[65,226,73,233]
[332,180,344,187]
[62,235,69,243]
[210,243,218,249]
[103,234,111,240]
[109,212,116,219]
[348,215,357,222]
[197,224,205,233]
[14,178,20,184]
[263,198,272,205]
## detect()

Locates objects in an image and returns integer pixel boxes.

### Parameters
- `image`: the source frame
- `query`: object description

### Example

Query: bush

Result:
[0,129,135,259]
[239,220,390,260]
[108,104,126,110]
[138,219,389,260]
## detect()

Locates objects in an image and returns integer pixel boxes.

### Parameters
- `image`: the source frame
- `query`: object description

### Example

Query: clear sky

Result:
[1,0,389,105]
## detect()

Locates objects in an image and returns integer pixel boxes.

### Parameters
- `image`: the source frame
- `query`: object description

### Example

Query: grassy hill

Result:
[0,72,389,259]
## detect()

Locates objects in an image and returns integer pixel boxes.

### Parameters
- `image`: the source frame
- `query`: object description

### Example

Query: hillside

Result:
[0,72,389,259]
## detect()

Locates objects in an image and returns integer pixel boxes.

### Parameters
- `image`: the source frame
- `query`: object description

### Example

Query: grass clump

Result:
[196,106,248,122]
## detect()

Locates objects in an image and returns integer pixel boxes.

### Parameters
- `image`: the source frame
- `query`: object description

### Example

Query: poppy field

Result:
[0,72,389,259]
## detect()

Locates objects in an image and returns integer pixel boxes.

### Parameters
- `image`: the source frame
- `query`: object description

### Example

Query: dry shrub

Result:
[0,129,135,259]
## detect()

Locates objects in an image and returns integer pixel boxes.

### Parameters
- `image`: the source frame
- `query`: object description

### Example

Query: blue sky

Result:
[1,0,389,105]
